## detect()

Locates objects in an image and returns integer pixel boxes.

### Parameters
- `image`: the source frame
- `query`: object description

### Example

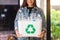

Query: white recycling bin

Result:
[18,19,42,37]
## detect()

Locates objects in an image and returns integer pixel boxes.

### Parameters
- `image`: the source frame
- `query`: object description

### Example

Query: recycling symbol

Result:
[25,24,36,34]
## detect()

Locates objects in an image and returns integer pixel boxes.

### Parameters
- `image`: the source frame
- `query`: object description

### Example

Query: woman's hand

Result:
[37,31,46,38]
[15,30,22,38]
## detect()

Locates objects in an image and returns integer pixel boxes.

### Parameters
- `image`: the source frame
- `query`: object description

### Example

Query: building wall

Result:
[0,0,18,5]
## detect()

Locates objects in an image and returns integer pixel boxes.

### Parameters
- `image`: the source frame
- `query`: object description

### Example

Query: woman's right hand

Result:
[15,30,22,38]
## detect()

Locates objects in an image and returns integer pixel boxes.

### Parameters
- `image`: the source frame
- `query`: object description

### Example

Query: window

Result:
[0,0,18,5]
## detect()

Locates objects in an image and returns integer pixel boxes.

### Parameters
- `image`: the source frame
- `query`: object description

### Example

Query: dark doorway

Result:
[0,5,19,31]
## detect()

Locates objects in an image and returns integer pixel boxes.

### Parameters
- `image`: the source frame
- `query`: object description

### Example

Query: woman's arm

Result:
[14,9,23,38]
[37,8,47,38]
[40,9,47,33]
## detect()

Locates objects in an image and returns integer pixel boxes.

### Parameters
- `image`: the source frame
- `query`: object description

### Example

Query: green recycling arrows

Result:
[25,24,36,34]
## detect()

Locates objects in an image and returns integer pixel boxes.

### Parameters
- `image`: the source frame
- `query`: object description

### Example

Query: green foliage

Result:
[51,9,60,39]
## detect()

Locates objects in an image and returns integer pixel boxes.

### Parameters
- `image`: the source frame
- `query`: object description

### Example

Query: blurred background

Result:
[0,0,19,40]
[51,0,60,40]
[0,0,19,31]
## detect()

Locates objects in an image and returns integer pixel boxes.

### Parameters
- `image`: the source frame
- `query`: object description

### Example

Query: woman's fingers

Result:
[17,33,22,38]
[16,30,22,38]
[37,33,44,38]
[37,31,45,38]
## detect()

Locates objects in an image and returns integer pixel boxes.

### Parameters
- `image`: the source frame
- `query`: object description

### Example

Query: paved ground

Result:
[0,31,14,40]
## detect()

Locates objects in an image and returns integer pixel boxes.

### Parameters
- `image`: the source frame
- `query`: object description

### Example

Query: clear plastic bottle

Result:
[37,14,42,22]
[19,13,22,21]
[30,13,36,21]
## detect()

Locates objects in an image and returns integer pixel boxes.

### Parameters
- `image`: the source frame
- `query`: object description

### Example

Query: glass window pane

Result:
[0,0,18,5]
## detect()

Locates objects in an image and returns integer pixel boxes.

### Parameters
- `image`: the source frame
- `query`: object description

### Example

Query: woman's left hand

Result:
[37,31,46,38]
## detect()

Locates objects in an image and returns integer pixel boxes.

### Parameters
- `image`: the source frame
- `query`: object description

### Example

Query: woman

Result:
[14,0,46,40]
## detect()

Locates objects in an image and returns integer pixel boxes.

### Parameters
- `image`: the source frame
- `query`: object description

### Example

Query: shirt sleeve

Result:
[38,8,47,32]
[14,9,22,30]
